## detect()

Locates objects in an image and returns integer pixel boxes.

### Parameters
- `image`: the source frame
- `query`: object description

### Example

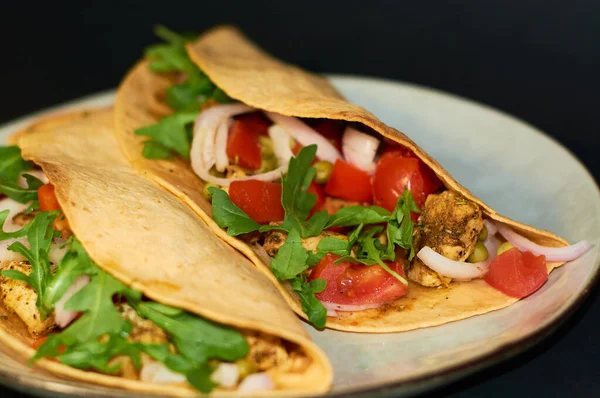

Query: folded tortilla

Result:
[1,108,332,395]
[114,26,570,333]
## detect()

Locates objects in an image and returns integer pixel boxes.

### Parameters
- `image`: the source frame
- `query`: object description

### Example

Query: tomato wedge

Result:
[226,119,263,170]
[324,159,373,203]
[308,182,325,215]
[372,147,442,218]
[234,112,271,136]
[484,248,548,298]
[229,180,285,224]
[38,184,61,212]
[309,254,407,306]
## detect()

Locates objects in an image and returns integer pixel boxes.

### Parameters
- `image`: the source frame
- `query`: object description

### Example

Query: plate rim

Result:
[0,76,598,398]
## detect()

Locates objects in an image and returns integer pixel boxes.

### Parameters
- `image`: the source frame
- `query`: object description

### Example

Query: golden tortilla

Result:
[4,108,331,395]
[114,26,569,333]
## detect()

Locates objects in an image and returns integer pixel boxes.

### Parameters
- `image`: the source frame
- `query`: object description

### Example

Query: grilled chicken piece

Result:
[409,191,484,287]
[0,261,56,336]
[243,331,311,374]
[263,230,348,257]
[12,210,39,228]
[321,197,360,215]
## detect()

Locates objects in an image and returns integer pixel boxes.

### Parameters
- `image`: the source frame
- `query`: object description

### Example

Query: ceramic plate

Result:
[0,77,598,398]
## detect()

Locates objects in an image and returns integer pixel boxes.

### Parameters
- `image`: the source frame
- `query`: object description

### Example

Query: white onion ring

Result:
[140,362,186,384]
[326,309,338,317]
[342,126,379,173]
[417,221,501,280]
[210,363,240,388]
[237,373,275,392]
[494,222,591,262]
[268,125,294,167]
[322,301,383,312]
[54,274,90,328]
[0,197,30,233]
[214,118,234,172]
[265,112,342,163]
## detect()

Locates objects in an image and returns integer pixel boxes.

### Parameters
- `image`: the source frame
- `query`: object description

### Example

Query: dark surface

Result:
[1,1,598,397]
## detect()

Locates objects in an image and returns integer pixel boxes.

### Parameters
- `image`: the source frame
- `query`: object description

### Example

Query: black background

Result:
[1,1,599,397]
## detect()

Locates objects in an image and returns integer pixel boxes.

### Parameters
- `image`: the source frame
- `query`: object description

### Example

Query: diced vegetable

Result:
[324,159,373,203]
[228,180,285,224]
[226,119,263,170]
[484,248,548,298]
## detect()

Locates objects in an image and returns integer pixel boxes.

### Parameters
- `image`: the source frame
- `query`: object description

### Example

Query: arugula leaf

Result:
[386,189,420,261]
[291,277,327,329]
[134,301,249,362]
[325,206,390,228]
[135,112,198,159]
[141,141,174,159]
[0,209,36,241]
[43,239,96,310]
[145,25,198,74]
[270,229,309,280]
[307,237,351,266]
[209,187,261,236]
[1,211,60,319]
[0,173,44,204]
[0,146,31,183]
[166,71,215,112]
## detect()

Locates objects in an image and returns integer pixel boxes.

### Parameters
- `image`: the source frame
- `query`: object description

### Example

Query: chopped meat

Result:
[321,197,360,216]
[0,261,56,336]
[409,191,484,287]
[263,230,348,257]
[12,210,39,228]
[243,331,311,374]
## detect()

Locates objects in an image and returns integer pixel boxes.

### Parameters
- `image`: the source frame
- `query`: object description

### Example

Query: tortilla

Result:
[2,108,332,395]
[114,26,570,333]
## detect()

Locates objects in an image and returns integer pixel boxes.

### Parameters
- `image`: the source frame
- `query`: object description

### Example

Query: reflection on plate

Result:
[0,77,598,397]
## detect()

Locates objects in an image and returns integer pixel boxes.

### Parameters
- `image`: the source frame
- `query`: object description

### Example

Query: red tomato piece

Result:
[32,335,66,354]
[372,148,442,216]
[484,248,548,298]
[311,119,344,152]
[324,159,373,203]
[38,184,61,212]
[234,112,271,136]
[307,182,325,215]
[309,254,407,306]
[229,180,284,224]
[226,119,263,170]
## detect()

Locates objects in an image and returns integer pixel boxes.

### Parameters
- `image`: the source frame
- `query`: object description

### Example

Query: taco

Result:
[113,25,591,332]
[0,108,332,395]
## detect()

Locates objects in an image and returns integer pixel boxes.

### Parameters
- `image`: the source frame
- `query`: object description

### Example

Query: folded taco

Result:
[113,25,591,332]
[0,108,332,395]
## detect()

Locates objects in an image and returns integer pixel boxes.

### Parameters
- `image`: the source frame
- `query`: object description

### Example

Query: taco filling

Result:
[124,26,592,329]
[0,156,311,393]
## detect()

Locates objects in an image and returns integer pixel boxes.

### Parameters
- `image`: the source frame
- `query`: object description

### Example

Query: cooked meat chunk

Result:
[0,261,56,336]
[263,230,348,257]
[12,210,39,228]
[409,191,484,287]
[243,331,311,374]
[321,197,360,215]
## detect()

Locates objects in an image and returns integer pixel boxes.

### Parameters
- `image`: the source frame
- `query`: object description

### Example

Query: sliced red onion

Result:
[54,274,90,328]
[265,112,342,163]
[268,125,294,167]
[342,126,379,173]
[210,363,240,388]
[237,373,275,392]
[485,219,498,236]
[214,118,234,172]
[494,222,592,262]
[322,301,383,312]
[18,170,48,187]
[417,233,501,281]
[140,361,186,384]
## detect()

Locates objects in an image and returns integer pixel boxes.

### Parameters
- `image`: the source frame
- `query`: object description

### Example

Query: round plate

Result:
[0,77,598,397]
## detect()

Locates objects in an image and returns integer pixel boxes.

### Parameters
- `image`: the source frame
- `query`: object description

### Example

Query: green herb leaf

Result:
[291,276,327,329]
[386,189,420,261]
[325,206,390,228]
[142,141,174,159]
[306,237,351,266]
[1,211,60,319]
[145,25,198,74]
[270,229,309,280]
[0,210,36,241]
[166,72,215,112]
[134,301,248,362]
[0,173,44,204]
[0,146,31,183]
[209,187,261,236]
[135,112,198,160]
